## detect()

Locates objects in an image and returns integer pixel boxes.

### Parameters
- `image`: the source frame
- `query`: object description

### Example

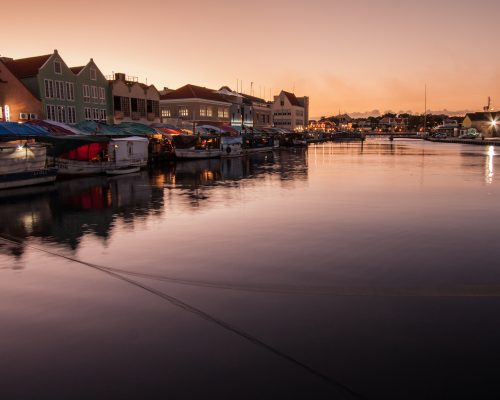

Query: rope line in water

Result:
[3,234,500,298]
[0,234,365,400]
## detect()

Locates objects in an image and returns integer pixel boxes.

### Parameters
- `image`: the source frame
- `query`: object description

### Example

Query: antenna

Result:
[424,84,427,134]
[484,96,491,112]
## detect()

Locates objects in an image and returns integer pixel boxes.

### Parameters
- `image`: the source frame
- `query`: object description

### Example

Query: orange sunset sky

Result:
[2,0,499,117]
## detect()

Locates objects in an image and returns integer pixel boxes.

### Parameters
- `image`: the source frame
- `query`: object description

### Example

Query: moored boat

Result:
[173,134,222,159]
[43,135,149,176]
[0,140,57,190]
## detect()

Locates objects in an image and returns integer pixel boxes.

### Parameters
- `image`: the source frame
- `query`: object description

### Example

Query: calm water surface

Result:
[1,140,500,399]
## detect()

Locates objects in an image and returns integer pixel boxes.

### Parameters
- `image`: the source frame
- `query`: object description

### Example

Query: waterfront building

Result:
[214,87,272,129]
[462,112,500,137]
[378,116,408,132]
[0,58,42,122]
[159,84,231,129]
[271,91,309,131]
[71,60,112,124]
[2,50,111,124]
[108,73,160,125]
[308,119,336,132]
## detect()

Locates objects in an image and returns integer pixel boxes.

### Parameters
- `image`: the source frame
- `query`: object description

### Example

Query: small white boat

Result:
[53,136,149,175]
[220,136,243,158]
[174,134,222,159]
[0,142,57,190]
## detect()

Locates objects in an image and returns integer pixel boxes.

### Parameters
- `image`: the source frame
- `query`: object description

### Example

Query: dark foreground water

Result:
[1,139,500,399]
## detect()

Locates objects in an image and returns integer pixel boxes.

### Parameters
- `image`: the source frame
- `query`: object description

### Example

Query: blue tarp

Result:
[0,122,49,136]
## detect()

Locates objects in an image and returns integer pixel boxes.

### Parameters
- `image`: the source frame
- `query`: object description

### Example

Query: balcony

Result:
[114,111,124,120]
[131,112,140,121]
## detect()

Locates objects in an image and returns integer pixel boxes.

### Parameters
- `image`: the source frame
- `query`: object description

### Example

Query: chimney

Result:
[115,72,126,81]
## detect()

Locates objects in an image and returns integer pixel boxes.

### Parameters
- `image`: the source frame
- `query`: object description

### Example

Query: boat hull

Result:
[56,158,145,176]
[0,168,58,190]
[242,146,274,154]
[105,166,141,175]
[175,149,222,159]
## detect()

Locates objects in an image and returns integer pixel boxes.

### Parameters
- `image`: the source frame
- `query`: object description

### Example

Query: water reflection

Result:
[0,149,308,258]
[486,146,495,184]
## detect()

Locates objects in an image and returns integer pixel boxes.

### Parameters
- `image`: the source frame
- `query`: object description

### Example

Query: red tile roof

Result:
[70,66,85,74]
[161,84,229,103]
[4,54,52,78]
[282,91,301,107]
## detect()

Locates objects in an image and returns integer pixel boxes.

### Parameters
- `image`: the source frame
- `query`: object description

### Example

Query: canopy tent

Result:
[38,135,110,157]
[25,120,81,136]
[74,121,156,136]
[0,122,49,137]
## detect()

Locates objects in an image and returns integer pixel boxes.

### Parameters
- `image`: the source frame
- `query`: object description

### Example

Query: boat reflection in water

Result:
[0,171,164,258]
[0,148,308,258]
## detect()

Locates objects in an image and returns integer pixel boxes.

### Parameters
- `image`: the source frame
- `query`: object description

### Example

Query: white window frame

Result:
[45,104,56,121]
[66,82,75,101]
[67,106,76,124]
[54,60,62,74]
[90,68,97,80]
[92,108,99,121]
[91,86,98,101]
[44,79,54,99]
[99,109,107,122]
[84,107,92,121]
[99,87,105,104]
[83,85,90,102]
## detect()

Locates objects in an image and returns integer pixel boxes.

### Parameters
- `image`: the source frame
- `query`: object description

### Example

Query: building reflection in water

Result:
[0,149,308,259]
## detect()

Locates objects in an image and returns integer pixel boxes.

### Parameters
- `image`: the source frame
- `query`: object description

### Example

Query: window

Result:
[122,97,130,117]
[138,99,146,117]
[200,106,207,117]
[131,98,138,112]
[67,106,76,124]
[54,60,62,74]
[44,79,54,98]
[55,81,65,100]
[91,86,98,101]
[83,85,90,102]
[207,107,213,117]
[223,108,229,118]
[90,68,97,80]
[218,108,224,118]
[99,87,105,104]
[66,82,74,101]
[57,106,66,123]
[178,106,188,117]
[161,109,171,117]
[99,109,107,122]
[45,104,56,121]
[92,108,99,121]
[84,107,92,120]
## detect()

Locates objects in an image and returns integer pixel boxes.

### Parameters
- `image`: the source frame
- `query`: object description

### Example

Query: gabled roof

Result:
[241,93,267,104]
[282,91,302,107]
[161,84,229,103]
[4,54,52,79]
[70,66,85,74]
[465,112,500,121]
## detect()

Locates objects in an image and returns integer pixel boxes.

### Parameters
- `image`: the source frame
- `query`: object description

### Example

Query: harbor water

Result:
[1,139,500,399]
